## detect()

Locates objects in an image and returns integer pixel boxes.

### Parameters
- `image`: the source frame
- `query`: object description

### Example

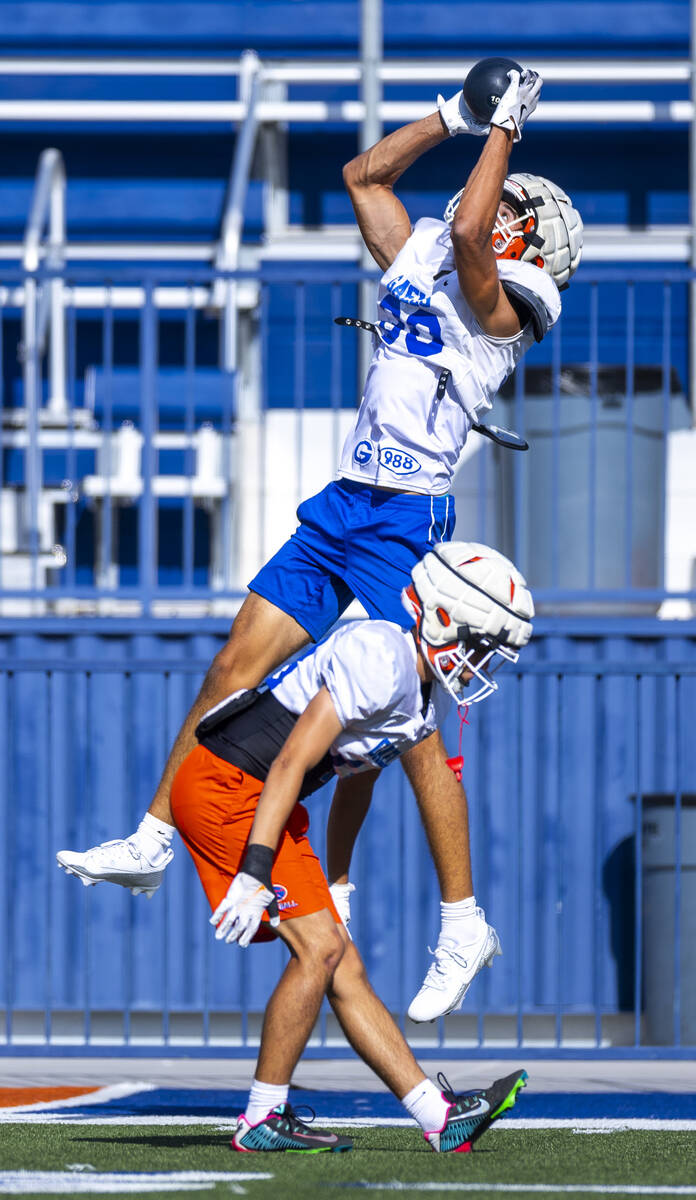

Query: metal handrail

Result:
[18,149,67,581]
[214,49,262,371]
[23,147,64,273]
[22,147,67,416]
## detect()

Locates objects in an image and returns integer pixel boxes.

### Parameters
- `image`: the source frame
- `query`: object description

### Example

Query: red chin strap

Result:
[405,582,473,780]
[446,704,470,783]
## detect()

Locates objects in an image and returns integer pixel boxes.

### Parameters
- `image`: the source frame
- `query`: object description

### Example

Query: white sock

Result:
[139,813,175,840]
[245,1079,289,1126]
[401,1078,450,1133]
[132,813,175,863]
[439,896,481,944]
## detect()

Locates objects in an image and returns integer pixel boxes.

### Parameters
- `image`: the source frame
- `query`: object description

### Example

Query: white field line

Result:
[498,1118,696,1132]
[2,1113,696,1132]
[0,1114,235,1125]
[0,1173,272,1195]
[336,1188,696,1195]
[307,1117,696,1133]
[0,1081,156,1115]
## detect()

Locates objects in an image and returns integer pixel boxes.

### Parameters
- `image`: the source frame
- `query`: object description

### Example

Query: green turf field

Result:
[1,1123,695,1199]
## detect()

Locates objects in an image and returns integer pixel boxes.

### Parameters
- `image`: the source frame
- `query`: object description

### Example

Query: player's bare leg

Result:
[325,930,524,1152]
[57,592,311,895]
[326,932,424,1098]
[400,730,473,901]
[256,910,345,1083]
[148,592,311,823]
[232,909,353,1153]
[401,731,501,1022]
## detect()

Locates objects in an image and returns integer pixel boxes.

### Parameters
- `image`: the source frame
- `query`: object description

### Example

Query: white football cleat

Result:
[407,911,502,1023]
[56,837,173,899]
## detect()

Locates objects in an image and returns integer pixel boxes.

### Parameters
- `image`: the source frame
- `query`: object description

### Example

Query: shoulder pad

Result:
[496,259,561,342]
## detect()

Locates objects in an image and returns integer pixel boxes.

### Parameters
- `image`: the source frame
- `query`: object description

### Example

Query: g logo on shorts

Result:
[353,440,374,465]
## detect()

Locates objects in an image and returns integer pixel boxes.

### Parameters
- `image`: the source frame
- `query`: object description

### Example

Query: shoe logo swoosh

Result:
[297,1133,339,1144]
[461,1099,490,1117]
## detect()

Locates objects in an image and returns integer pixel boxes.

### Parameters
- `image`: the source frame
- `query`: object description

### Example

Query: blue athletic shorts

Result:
[248,477,456,642]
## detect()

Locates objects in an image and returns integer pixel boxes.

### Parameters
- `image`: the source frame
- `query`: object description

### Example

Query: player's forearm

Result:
[343,111,448,192]
[326,770,378,884]
[249,755,308,851]
[251,687,344,853]
[450,125,514,245]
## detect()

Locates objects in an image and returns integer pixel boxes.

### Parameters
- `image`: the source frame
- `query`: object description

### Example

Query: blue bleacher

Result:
[0,2,688,54]
[0,4,690,598]
[0,0,687,250]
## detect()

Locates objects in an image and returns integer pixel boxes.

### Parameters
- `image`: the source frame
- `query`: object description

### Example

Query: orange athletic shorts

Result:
[170,743,340,943]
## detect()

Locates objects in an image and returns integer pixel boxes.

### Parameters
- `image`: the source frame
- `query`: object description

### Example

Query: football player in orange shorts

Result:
[170,543,531,1154]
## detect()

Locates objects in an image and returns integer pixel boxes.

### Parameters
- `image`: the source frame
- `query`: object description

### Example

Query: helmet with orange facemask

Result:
[444,172,583,289]
[401,542,534,706]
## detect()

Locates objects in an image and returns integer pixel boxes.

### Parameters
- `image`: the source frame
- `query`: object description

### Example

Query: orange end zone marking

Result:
[0,1086,100,1108]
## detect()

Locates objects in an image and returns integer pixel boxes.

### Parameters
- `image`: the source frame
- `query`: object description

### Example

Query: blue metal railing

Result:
[0,626,694,1055]
[0,264,694,613]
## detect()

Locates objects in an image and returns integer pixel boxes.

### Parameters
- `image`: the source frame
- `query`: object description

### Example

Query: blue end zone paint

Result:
[31,1088,696,1121]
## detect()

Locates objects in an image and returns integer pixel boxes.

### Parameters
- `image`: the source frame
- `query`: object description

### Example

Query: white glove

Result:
[490,69,542,143]
[210,871,280,948]
[437,90,490,138]
[329,881,355,936]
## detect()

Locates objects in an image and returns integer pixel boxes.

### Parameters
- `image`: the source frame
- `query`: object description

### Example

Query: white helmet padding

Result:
[501,173,583,289]
[402,541,534,705]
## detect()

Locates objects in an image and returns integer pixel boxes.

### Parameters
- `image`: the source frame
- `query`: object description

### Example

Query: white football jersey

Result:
[338,217,561,495]
[270,619,451,776]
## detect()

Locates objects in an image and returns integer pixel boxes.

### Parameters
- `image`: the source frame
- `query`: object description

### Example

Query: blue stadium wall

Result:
[1,618,694,1038]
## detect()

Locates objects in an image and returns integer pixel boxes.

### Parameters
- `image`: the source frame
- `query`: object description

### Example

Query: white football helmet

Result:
[402,541,534,705]
[444,172,583,289]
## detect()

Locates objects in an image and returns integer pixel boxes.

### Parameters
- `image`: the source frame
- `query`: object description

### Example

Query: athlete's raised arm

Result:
[445,69,543,338]
[343,112,449,270]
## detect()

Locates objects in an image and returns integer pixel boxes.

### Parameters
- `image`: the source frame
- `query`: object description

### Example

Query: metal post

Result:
[690,0,696,424]
[358,0,383,390]
[360,0,382,155]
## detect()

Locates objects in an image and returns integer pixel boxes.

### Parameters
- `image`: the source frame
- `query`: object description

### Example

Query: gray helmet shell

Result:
[503,172,583,288]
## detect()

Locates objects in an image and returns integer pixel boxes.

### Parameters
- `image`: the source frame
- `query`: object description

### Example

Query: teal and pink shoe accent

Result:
[424,1069,528,1153]
[231,1103,353,1154]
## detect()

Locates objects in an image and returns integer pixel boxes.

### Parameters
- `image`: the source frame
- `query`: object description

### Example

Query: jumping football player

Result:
[57,65,582,1022]
[171,544,532,1153]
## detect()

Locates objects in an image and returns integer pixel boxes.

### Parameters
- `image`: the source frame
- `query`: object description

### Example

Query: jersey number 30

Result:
[378,294,443,357]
